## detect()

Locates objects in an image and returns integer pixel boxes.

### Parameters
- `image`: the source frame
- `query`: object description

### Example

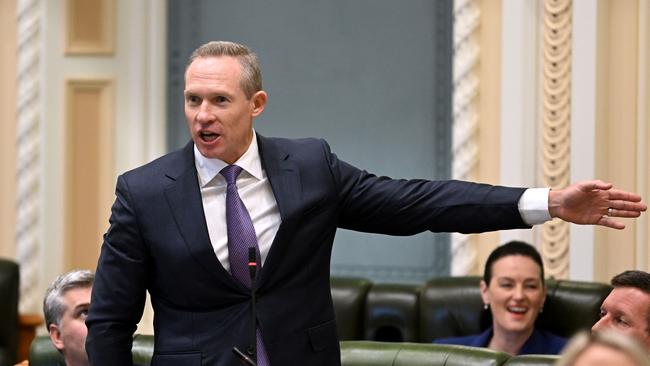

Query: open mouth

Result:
[199,131,220,142]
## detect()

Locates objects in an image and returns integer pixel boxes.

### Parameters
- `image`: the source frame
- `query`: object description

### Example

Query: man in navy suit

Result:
[85,41,646,366]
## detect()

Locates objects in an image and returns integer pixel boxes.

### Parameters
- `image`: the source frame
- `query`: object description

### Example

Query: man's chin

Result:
[196,144,224,160]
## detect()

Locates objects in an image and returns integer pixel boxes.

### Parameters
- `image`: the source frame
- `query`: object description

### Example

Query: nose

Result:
[592,316,607,332]
[196,103,216,123]
[513,285,525,300]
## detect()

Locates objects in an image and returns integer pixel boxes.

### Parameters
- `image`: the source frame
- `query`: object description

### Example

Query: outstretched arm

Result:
[548,180,647,229]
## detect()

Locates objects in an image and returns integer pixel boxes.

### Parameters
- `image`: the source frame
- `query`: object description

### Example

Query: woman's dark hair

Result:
[483,240,545,285]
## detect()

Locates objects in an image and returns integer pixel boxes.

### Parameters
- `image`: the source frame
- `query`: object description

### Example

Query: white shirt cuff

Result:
[518,188,552,225]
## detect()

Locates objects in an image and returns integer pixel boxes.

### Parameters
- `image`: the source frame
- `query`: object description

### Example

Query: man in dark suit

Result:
[85,41,646,366]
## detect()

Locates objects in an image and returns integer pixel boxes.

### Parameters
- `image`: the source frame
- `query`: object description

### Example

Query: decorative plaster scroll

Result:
[451,0,480,275]
[541,0,572,279]
[16,0,42,314]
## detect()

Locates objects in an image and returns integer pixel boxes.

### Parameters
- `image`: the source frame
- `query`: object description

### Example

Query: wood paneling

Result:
[66,0,114,55]
[0,0,18,258]
[64,79,113,270]
[594,0,640,282]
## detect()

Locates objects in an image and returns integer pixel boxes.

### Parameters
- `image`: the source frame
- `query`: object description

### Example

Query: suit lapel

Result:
[257,135,302,285]
[163,143,241,291]
[258,135,302,220]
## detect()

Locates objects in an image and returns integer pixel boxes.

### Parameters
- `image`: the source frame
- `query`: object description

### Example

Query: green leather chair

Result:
[29,335,153,366]
[340,341,510,366]
[29,335,559,366]
[331,277,372,340]
[420,276,612,342]
[363,283,421,342]
[0,258,19,366]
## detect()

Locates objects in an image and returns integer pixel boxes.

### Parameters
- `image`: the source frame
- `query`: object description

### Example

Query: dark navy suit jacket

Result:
[86,135,530,366]
[434,326,567,355]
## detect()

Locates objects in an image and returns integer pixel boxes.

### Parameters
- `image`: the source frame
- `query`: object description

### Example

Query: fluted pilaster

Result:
[451,0,480,275]
[16,0,42,313]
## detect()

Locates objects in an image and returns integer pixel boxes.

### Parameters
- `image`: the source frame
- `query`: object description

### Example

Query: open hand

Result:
[548,180,647,229]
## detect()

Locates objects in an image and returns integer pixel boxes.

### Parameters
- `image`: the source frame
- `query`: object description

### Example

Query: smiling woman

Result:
[433,241,567,355]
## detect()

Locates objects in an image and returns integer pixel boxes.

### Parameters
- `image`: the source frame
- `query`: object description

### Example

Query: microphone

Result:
[248,247,257,283]
[232,347,256,366]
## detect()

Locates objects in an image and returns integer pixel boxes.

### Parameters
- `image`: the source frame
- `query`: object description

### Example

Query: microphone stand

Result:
[247,247,258,364]
[232,247,259,366]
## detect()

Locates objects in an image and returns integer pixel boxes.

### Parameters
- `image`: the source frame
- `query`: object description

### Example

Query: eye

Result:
[215,96,228,103]
[599,309,607,318]
[76,308,89,320]
[499,282,514,289]
[525,283,539,290]
[614,317,629,327]
[186,95,201,105]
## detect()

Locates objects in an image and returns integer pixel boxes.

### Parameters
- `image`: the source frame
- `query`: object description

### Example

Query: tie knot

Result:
[220,165,243,185]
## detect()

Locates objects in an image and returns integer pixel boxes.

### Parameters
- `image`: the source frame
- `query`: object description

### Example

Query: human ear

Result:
[479,280,490,307]
[251,91,267,117]
[48,324,65,351]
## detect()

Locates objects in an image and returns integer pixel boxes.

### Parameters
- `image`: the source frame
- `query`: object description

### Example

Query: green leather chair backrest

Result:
[420,276,612,342]
[340,341,511,366]
[331,277,372,341]
[420,276,488,341]
[538,279,612,338]
[363,283,421,342]
[29,335,154,366]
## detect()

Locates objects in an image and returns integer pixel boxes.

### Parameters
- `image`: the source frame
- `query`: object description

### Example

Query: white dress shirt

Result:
[194,130,551,271]
[194,130,281,272]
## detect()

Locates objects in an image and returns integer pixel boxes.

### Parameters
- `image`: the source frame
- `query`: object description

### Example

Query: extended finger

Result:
[606,189,644,203]
[608,200,648,213]
[606,208,642,218]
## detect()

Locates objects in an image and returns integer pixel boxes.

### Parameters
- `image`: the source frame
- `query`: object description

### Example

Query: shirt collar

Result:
[194,129,264,187]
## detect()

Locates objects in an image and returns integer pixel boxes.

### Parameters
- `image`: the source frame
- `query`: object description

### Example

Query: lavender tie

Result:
[221,165,269,366]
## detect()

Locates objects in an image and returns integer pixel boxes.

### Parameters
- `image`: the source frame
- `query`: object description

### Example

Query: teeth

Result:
[508,306,527,313]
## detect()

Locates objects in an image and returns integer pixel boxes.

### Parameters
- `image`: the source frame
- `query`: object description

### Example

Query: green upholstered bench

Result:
[504,354,560,366]
[27,275,605,365]
[29,336,558,366]
[340,341,510,366]
[29,334,153,366]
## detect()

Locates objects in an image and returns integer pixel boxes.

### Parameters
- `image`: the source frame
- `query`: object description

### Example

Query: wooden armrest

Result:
[17,314,44,361]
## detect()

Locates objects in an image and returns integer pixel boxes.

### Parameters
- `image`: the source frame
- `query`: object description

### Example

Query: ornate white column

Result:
[541,0,572,279]
[15,0,42,313]
[451,0,480,275]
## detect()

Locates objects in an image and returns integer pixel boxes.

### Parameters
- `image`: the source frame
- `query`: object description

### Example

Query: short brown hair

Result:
[186,41,262,99]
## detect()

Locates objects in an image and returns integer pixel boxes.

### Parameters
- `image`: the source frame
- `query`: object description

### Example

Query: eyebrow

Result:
[72,303,90,312]
[496,276,541,282]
